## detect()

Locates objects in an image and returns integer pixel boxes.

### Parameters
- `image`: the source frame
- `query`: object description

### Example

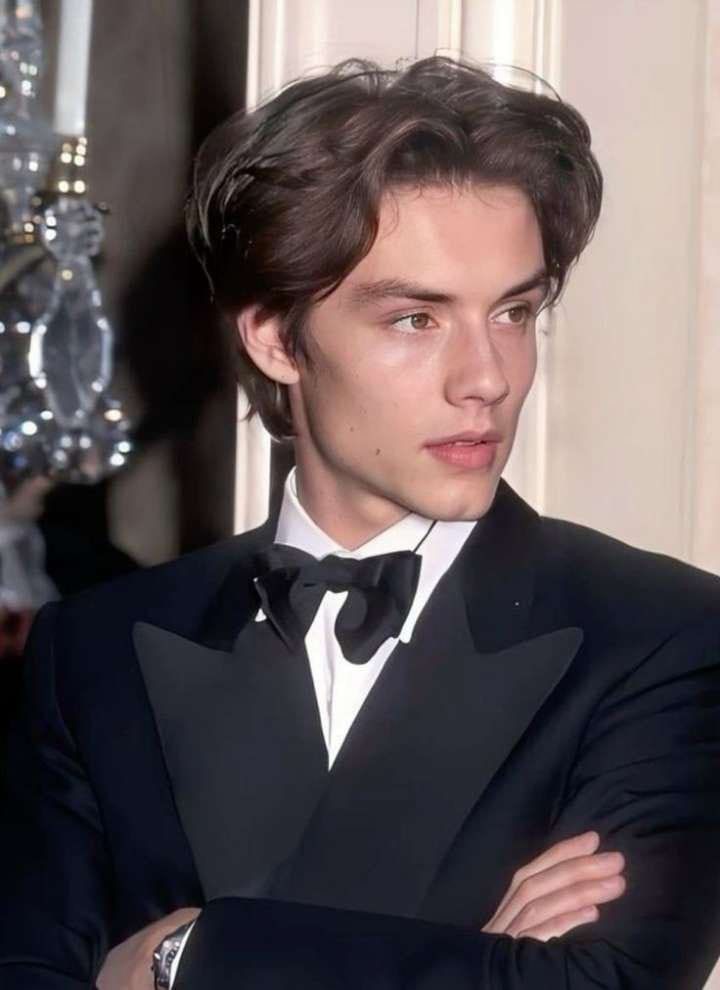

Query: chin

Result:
[401,477,501,523]
[429,500,495,523]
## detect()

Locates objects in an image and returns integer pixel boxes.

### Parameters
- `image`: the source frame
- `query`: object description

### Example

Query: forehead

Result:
[341,183,544,300]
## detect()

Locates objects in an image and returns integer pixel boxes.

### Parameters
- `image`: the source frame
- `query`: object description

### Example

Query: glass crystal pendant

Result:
[0,0,133,484]
[33,194,110,429]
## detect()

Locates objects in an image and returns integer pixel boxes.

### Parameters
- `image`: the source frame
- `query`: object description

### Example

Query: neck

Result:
[293,464,409,551]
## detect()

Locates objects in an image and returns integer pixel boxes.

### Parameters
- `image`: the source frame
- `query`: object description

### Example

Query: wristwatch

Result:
[151,920,194,990]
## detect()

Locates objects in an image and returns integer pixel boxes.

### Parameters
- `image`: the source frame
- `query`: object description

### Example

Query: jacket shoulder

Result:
[25,524,273,726]
[538,515,720,636]
[47,521,271,647]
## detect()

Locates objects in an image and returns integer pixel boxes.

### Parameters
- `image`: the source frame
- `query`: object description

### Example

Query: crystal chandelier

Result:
[0,0,132,483]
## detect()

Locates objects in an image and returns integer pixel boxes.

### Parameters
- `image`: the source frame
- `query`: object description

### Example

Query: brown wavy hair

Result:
[187,56,603,439]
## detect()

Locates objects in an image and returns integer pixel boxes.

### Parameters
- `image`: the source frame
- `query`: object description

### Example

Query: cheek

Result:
[505,333,538,398]
[316,374,424,465]
[313,339,432,417]
[297,356,388,445]
[520,344,538,392]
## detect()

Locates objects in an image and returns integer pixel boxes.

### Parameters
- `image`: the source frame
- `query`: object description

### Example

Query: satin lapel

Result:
[271,481,584,917]
[457,478,543,652]
[133,525,328,902]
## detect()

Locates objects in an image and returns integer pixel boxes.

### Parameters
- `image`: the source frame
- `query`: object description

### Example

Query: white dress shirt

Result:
[268,468,476,766]
[169,468,477,984]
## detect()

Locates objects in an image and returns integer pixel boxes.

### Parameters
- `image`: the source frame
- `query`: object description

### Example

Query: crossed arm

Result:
[2,607,720,989]
[97,831,626,988]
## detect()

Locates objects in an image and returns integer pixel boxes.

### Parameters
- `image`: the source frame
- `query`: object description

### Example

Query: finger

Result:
[484,851,624,933]
[490,832,600,920]
[516,905,599,942]
[490,854,624,932]
[516,832,601,882]
[506,874,626,937]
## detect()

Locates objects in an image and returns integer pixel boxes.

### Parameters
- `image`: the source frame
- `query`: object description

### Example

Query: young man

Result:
[2,57,719,989]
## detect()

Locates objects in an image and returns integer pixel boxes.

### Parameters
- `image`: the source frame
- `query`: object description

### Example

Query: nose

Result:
[444,324,511,408]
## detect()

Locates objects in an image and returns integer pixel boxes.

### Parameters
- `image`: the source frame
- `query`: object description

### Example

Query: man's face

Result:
[288,182,546,541]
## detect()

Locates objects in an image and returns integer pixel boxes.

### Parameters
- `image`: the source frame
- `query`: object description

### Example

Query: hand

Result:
[482,830,626,942]
[97,906,201,990]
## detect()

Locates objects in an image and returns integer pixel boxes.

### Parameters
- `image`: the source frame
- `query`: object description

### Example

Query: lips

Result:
[425,430,502,447]
[424,431,502,470]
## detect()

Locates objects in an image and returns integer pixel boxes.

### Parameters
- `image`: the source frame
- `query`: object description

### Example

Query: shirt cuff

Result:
[168,920,196,988]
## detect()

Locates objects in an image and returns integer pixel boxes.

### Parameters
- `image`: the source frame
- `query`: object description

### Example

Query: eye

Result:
[391,312,436,333]
[493,304,533,327]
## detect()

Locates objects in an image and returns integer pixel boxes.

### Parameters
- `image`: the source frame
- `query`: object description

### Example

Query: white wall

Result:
[547,0,707,564]
[692,0,720,576]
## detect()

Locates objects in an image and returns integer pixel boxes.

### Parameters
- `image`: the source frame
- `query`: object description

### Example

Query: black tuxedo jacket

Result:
[2,481,720,989]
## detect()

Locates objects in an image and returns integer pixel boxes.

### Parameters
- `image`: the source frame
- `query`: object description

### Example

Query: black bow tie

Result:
[253,544,422,664]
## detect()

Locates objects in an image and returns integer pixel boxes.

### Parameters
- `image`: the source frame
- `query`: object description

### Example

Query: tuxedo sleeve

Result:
[0,602,111,988]
[174,615,720,990]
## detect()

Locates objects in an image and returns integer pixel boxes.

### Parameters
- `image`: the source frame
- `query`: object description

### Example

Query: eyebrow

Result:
[347,268,550,308]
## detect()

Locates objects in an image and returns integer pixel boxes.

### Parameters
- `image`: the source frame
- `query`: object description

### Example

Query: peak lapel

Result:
[458,478,542,652]
[133,525,328,902]
[271,482,584,917]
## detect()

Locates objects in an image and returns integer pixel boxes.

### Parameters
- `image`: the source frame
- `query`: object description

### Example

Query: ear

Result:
[235,305,300,385]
